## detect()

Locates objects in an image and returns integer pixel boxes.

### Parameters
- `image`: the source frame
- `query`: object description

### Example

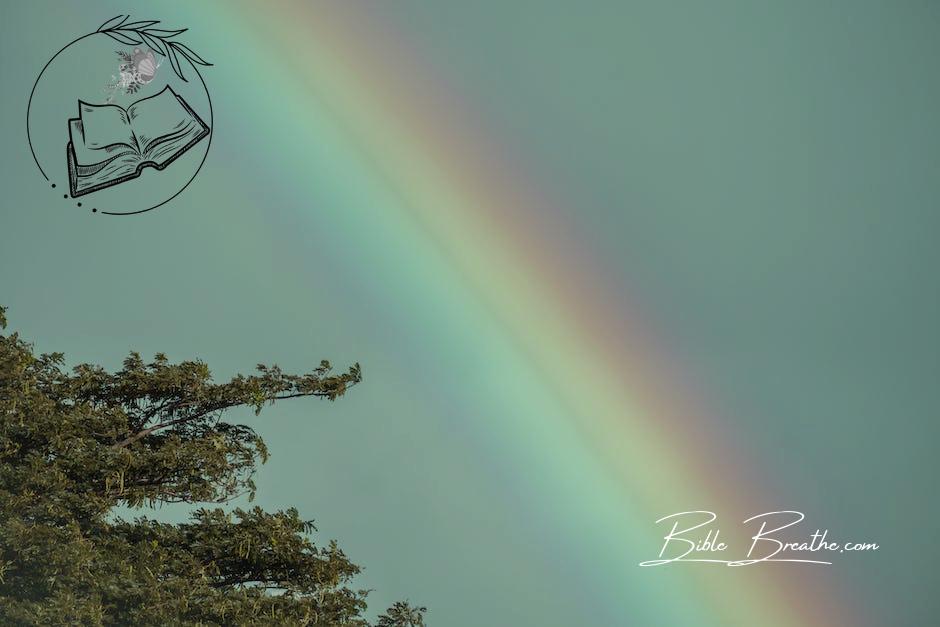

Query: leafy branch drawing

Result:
[97,15,211,82]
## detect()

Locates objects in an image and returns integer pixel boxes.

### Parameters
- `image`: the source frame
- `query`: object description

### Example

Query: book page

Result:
[142,123,206,166]
[69,120,141,194]
[69,119,137,168]
[77,101,139,152]
[127,87,200,155]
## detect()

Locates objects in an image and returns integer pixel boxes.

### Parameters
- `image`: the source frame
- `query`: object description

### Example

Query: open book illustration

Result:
[67,85,210,197]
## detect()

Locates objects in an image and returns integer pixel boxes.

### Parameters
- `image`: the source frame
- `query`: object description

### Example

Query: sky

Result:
[2,1,939,625]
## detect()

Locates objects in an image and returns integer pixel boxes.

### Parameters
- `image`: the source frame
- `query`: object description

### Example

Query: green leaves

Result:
[97,15,212,82]
[0,303,424,625]
[376,601,429,627]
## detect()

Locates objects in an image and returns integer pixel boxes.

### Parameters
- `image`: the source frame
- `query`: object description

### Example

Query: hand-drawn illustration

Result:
[68,86,210,197]
[27,15,214,215]
[105,48,161,102]
[95,16,210,84]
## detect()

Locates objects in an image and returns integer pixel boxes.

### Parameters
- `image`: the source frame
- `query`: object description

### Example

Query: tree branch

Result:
[112,390,350,449]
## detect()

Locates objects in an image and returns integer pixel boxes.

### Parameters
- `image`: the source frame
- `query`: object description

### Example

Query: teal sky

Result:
[2,2,939,625]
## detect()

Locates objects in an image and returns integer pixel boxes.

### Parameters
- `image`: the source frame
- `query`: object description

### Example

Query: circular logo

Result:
[27,15,213,216]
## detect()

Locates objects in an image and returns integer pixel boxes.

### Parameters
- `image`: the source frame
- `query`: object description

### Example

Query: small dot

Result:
[92,208,97,213]
[76,202,82,207]
[51,183,56,188]
[63,194,68,198]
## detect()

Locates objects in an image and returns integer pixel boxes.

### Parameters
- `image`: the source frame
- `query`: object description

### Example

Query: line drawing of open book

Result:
[66,85,210,197]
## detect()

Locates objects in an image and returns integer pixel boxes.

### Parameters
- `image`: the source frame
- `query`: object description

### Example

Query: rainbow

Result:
[80,2,860,624]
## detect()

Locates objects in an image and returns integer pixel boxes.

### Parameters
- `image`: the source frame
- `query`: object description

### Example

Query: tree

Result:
[376,602,427,627]
[0,306,426,626]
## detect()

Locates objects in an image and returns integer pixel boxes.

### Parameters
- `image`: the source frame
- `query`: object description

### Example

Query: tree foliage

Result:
[0,306,426,625]
[376,602,427,627]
